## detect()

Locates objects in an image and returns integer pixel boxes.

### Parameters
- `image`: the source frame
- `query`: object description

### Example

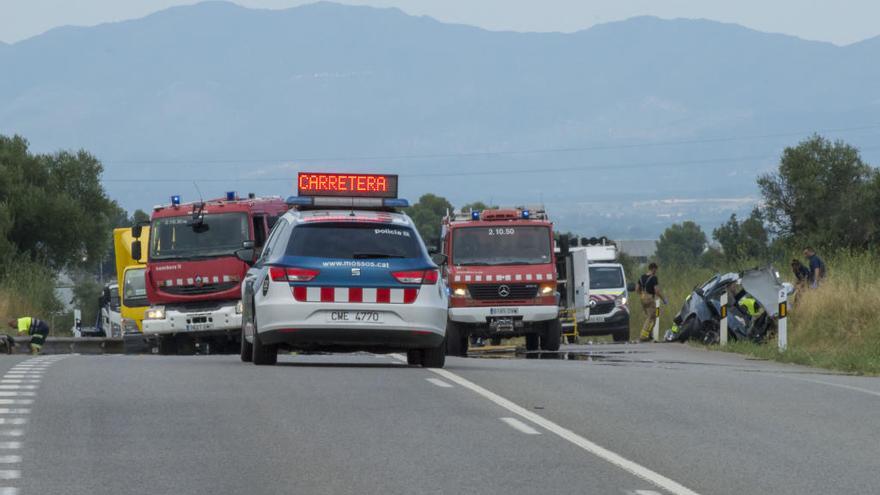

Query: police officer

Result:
[636,263,667,342]
[7,317,50,354]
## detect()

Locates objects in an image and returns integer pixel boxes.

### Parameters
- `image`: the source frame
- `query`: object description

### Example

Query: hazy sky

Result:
[2,0,879,45]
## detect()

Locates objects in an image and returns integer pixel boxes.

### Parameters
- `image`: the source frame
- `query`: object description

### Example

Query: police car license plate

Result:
[327,311,383,323]
[490,307,518,315]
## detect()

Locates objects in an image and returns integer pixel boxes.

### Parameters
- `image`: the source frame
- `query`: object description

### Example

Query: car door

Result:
[243,218,290,327]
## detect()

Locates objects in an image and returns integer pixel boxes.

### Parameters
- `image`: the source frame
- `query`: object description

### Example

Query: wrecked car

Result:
[665,266,792,345]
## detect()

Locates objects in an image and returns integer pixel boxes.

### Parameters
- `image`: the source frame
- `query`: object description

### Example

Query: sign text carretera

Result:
[297,173,399,199]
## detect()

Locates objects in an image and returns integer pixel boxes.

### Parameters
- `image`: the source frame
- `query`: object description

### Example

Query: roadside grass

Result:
[0,258,63,335]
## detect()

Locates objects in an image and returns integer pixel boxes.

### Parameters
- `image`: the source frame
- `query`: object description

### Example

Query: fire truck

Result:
[130,192,289,354]
[441,206,562,355]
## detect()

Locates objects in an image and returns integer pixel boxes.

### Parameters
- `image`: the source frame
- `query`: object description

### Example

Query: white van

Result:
[580,245,631,342]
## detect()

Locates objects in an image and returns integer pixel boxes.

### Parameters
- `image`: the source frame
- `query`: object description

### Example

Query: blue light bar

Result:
[471,211,480,220]
[171,195,181,206]
[226,191,236,201]
[383,198,410,208]
[522,209,530,219]
[285,196,314,206]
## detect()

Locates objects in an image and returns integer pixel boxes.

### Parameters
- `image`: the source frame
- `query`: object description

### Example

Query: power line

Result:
[100,123,880,166]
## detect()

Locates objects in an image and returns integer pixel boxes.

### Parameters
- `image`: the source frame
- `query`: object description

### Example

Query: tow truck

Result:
[114,226,151,351]
[131,192,289,354]
[442,206,562,355]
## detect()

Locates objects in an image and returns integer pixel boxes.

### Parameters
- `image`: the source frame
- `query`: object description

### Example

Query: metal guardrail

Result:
[4,336,126,355]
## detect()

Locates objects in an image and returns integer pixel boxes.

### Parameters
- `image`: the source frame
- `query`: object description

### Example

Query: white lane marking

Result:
[500,417,541,435]
[0,488,18,495]
[0,382,39,385]
[0,432,23,438]
[0,420,26,427]
[425,378,453,388]
[0,386,37,391]
[785,376,880,398]
[0,444,21,450]
[0,457,20,464]
[635,491,663,495]
[0,471,19,480]
[0,411,28,416]
[0,393,35,398]
[389,355,702,495]
[0,401,32,406]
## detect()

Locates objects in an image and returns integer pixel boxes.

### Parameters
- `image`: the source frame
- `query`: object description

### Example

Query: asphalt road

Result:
[2,343,879,495]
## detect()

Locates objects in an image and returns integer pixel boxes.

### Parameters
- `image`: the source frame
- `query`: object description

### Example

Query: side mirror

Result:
[235,248,256,265]
[131,240,142,261]
[431,253,448,266]
[627,282,636,292]
[132,225,143,238]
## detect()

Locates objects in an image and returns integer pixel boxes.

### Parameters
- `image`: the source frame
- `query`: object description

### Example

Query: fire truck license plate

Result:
[327,311,383,323]
[490,307,519,315]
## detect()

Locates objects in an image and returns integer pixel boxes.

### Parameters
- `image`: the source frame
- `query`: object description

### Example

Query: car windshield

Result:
[122,267,147,308]
[150,213,248,260]
[452,226,551,266]
[589,266,624,290]
[285,223,423,259]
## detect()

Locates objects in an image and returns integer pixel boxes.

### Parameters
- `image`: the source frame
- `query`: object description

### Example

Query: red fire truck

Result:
[441,206,562,355]
[130,192,289,354]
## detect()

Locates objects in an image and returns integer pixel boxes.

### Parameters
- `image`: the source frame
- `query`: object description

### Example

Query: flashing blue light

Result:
[226,191,236,201]
[383,198,410,208]
[285,196,314,206]
[522,209,530,219]
[471,210,480,220]
[171,195,181,206]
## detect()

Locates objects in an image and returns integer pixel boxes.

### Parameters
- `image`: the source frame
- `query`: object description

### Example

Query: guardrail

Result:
[5,336,126,354]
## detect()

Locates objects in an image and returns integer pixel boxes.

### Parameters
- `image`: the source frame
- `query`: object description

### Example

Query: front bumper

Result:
[142,303,242,336]
[580,308,630,335]
[448,305,558,324]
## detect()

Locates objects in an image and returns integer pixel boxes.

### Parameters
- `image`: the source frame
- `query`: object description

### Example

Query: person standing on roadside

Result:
[803,248,826,288]
[7,317,50,354]
[637,263,668,342]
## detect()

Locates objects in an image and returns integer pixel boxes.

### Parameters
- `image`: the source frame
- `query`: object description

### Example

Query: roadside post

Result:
[777,287,788,351]
[652,299,660,342]
[719,292,728,346]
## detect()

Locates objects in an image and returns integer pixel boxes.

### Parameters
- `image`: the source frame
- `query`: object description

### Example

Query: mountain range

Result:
[1,1,878,237]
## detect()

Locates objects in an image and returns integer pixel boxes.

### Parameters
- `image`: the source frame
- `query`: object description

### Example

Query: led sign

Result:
[297,173,399,199]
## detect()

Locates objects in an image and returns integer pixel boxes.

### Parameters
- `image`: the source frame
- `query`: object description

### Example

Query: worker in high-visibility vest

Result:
[6,317,50,354]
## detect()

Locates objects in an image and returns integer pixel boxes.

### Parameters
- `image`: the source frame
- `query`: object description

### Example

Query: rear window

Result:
[285,223,423,259]
[589,266,624,290]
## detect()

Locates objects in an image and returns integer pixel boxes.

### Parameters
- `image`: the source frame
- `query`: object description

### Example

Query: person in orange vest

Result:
[6,317,50,354]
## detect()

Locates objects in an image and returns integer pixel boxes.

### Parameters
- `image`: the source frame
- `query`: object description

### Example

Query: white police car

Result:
[239,173,448,367]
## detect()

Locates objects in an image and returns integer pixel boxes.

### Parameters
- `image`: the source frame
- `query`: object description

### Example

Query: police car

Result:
[239,173,448,367]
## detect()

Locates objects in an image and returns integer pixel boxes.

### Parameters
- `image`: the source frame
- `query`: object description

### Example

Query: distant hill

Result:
[1,1,878,237]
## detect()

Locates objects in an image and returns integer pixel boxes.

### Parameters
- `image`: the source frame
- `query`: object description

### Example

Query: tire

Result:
[489,336,502,346]
[421,341,446,369]
[176,336,196,355]
[406,350,422,366]
[540,319,562,351]
[240,324,253,363]
[612,328,630,343]
[445,321,469,357]
[158,335,178,355]
[251,314,277,366]
[525,333,540,351]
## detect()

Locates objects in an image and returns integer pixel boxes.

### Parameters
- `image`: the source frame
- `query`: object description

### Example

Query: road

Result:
[2,343,879,495]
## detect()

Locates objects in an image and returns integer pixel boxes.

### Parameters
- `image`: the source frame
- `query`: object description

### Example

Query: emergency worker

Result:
[636,263,668,342]
[803,248,826,288]
[7,317,50,354]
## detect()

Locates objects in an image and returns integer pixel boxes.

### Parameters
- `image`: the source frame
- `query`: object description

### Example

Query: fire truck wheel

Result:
[525,333,540,351]
[157,335,177,355]
[406,350,422,366]
[445,321,468,357]
[421,341,446,368]
[540,319,562,351]
[251,314,277,366]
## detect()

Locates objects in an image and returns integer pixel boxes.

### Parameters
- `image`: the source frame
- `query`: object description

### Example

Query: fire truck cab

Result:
[442,206,562,355]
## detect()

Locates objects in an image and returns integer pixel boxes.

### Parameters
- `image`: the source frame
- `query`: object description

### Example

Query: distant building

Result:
[615,240,657,264]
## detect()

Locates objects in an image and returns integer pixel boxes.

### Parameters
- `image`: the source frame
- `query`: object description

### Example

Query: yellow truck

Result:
[114,227,150,335]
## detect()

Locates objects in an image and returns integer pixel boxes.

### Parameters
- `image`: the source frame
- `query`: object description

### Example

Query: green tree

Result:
[712,209,770,261]
[408,194,453,249]
[460,201,490,212]
[757,135,878,248]
[655,221,707,267]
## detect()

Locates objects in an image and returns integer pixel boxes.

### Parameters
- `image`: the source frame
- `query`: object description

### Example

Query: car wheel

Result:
[251,313,277,366]
[525,333,540,351]
[421,340,446,369]
[406,350,422,366]
[540,319,562,351]
[445,321,468,357]
[240,322,253,363]
[158,335,177,355]
[612,328,630,343]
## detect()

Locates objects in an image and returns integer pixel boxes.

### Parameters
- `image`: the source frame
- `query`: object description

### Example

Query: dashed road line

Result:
[0,443,21,450]
[425,378,453,388]
[0,421,26,427]
[0,457,21,465]
[0,471,19,480]
[0,401,32,407]
[500,417,541,435]
[0,393,36,398]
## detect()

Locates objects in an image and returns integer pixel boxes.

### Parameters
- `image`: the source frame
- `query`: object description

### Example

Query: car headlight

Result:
[539,283,555,295]
[452,285,468,297]
[235,300,244,314]
[122,318,140,332]
[615,295,628,307]
[145,306,166,320]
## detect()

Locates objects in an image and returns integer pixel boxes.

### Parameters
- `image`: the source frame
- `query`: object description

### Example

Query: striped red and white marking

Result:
[291,287,419,304]
[590,294,617,303]
[452,273,555,283]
